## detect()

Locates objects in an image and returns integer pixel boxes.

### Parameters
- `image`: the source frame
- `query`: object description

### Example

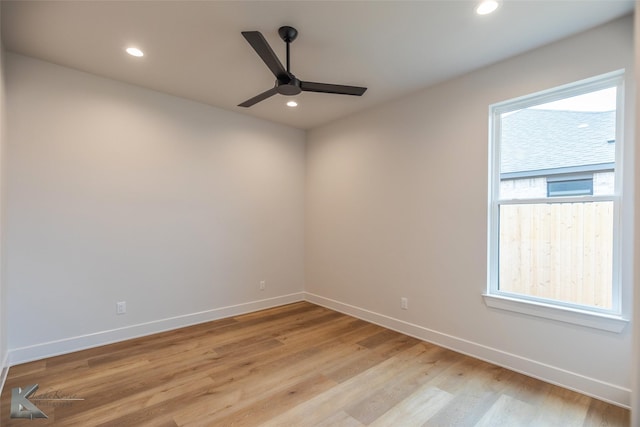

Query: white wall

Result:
[0,6,8,384]
[306,16,634,406]
[632,3,639,425]
[5,53,305,361]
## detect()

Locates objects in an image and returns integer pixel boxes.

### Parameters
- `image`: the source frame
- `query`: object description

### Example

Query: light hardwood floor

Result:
[0,302,630,426]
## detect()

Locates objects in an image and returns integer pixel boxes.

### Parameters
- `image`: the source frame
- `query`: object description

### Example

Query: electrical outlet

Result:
[116,301,126,315]
[400,297,408,310]
[259,280,266,291]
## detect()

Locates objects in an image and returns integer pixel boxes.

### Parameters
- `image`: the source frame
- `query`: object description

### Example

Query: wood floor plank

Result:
[368,385,454,427]
[583,398,631,426]
[474,394,537,427]
[529,386,591,427]
[187,374,337,427]
[423,358,515,426]
[0,302,629,426]
[315,411,365,427]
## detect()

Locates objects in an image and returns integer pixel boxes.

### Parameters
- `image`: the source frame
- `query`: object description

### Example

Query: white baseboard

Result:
[0,352,9,397]
[8,292,304,366]
[304,292,631,409]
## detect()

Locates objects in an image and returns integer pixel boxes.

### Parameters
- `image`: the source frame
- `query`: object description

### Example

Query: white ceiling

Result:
[1,1,634,130]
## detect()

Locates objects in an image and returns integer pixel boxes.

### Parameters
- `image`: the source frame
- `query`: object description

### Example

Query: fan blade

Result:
[300,81,367,96]
[238,87,279,108]
[242,31,288,80]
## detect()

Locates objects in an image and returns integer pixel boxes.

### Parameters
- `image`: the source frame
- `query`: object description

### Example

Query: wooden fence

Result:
[499,201,613,309]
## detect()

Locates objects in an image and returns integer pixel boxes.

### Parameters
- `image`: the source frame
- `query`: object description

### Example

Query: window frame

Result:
[484,70,628,332]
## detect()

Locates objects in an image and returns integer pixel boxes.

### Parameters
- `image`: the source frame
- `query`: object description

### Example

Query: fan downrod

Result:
[278,26,298,43]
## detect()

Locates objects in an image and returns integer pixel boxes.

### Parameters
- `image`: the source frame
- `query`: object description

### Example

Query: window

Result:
[547,176,593,197]
[485,71,626,331]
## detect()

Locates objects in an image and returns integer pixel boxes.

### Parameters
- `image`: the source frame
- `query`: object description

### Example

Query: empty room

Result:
[0,0,638,425]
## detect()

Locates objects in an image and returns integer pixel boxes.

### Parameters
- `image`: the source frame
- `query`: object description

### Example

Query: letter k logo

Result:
[11,384,48,419]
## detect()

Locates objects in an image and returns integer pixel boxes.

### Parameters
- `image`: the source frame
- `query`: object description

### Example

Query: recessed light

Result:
[476,0,499,15]
[126,47,144,57]
[286,100,298,107]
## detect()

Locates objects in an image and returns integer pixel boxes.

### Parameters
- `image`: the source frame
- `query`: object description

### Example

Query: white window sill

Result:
[482,294,628,333]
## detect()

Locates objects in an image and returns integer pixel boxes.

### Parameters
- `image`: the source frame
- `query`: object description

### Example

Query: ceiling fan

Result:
[238,26,367,107]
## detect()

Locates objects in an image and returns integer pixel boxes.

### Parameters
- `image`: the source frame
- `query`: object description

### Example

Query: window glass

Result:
[547,178,593,197]
[499,87,616,201]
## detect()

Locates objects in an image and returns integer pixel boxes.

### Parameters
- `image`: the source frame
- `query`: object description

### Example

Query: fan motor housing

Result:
[277,77,302,95]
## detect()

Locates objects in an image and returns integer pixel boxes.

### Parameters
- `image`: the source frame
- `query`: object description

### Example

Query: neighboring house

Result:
[500,109,616,199]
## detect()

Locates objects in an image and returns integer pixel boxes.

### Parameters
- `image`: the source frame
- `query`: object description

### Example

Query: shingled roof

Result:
[500,109,615,176]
